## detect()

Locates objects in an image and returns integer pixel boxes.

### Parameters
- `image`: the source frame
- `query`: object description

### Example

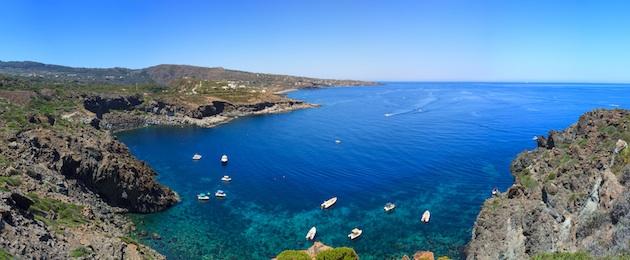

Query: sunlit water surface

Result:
[117,82,630,259]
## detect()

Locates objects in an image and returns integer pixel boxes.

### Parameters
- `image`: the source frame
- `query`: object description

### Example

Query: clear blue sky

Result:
[2,0,630,82]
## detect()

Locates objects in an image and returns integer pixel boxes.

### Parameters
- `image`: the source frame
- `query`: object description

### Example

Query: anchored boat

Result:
[305,226,317,240]
[348,228,362,240]
[384,202,396,212]
[192,153,202,160]
[221,175,232,182]
[197,193,210,200]
[321,197,337,209]
[421,210,431,223]
[221,155,228,164]
[215,190,227,198]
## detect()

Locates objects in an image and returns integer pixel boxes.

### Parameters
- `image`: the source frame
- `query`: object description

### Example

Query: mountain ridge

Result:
[0,60,377,89]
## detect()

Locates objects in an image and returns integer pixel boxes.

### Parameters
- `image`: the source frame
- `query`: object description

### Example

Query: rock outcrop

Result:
[83,94,143,118]
[9,127,178,213]
[85,94,316,132]
[467,109,630,259]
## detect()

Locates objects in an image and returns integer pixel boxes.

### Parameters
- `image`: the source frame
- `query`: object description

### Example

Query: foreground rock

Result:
[275,242,358,260]
[467,109,630,259]
[13,127,179,213]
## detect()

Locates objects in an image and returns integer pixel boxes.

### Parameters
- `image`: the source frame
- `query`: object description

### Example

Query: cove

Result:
[116,82,630,259]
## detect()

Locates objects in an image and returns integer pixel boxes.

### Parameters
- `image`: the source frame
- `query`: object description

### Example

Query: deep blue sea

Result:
[116,82,630,259]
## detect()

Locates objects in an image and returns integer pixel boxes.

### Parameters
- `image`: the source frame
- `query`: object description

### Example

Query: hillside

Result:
[0,67,335,258]
[467,110,630,259]
[0,61,377,90]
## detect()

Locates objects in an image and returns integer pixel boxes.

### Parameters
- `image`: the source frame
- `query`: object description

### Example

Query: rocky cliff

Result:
[467,109,630,259]
[79,93,315,132]
[0,72,334,258]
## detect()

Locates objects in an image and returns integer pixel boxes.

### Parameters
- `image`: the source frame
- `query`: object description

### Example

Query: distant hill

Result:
[0,61,376,89]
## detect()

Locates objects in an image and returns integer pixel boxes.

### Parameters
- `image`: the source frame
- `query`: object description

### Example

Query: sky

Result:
[1,0,630,82]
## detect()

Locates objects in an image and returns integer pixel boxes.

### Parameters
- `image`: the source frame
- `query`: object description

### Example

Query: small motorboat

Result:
[197,193,210,200]
[321,197,337,209]
[492,187,499,196]
[221,175,232,182]
[192,153,202,160]
[305,226,317,240]
[335,139,342,144]
[215,190,227,198]
[348,228,362,240]
[384,202,396,212]
[221,155,228,164]
[421,210,431,223]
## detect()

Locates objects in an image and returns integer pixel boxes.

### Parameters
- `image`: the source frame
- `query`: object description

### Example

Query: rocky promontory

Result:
[0,70,359,258]
[467,109,630,259]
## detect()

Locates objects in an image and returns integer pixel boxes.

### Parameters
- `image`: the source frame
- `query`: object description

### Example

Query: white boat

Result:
[197,193,210,200]
[335,139,342,144]
[192,153,202,160]
[492,187,499,196]
[421,210,431,223]
[305,226,317,240]
[384,202,396,212]
[215,190,226,198]
[221,175,232,182]
[348,228,362,240]
[321,197,337,209]
[221,155,228,164]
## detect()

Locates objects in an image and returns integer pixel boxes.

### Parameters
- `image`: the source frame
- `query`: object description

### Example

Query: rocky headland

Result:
[0,62,375,259]
[467,109,630,259]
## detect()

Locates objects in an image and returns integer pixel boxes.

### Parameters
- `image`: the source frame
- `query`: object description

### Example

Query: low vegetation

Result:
[0,176,21,191]
[276,250,310,260]
[532,251,592,260]
[0,248,12,260]
[517,172,537,190]
[69,246,91,258]
[315,247,359,260]
[119,236,140,246]
[26,193,87,232]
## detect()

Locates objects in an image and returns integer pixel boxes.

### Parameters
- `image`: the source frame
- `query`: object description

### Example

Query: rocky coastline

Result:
[0,87,320,258]
[466,109,630,259]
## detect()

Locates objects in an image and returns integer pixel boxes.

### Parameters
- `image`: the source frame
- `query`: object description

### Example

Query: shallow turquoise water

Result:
[117,82,630,259]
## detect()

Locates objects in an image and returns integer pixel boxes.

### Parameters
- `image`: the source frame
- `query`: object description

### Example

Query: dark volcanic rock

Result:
[16,127,179,213]
[467,109,630,259]
[83,94,143,118]
[188,101,234,119]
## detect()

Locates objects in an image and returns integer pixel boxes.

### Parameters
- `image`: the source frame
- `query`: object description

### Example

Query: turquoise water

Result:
[117,82,630,259]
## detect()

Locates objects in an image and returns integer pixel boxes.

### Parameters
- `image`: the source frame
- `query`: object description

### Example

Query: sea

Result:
[116,82,630,259]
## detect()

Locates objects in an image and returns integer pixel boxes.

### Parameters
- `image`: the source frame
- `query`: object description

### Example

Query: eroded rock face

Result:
[83,94,143,118]
[15,127,179,213]
[467,109,630,259]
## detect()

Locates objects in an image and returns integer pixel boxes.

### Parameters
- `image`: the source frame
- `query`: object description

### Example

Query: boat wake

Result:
[384,94,437,117]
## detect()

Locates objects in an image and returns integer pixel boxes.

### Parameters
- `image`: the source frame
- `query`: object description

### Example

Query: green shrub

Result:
[532,251,591,260]
[27,193,87,232]
[316,247,358,260]
[277,250,310,260]
[0,248,12,260]
[119,236,139,246]
[518,173,537,190]
[0,154,8,168]
[545,172,557,182]
[0,176,21,187]
[69,246,91,258]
